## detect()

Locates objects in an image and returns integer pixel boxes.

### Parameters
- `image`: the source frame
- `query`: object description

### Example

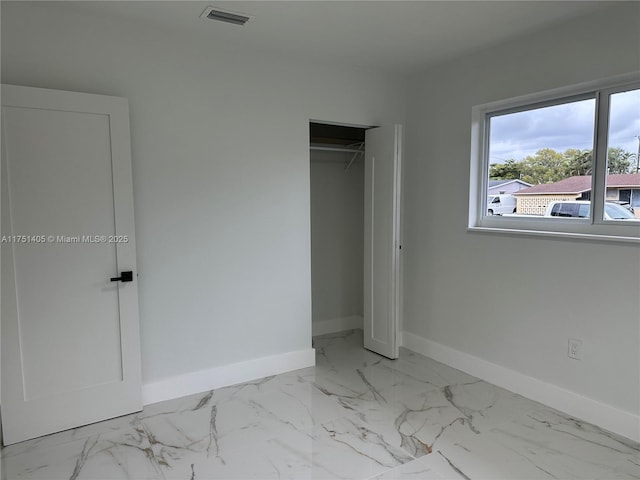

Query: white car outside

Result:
[487,194,517,215]
[544,200,635,220]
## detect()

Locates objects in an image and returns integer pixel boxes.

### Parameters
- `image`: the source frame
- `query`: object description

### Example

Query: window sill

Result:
[468,225,640,244]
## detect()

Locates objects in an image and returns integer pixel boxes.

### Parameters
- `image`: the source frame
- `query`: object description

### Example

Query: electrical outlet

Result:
[568,338,583,360]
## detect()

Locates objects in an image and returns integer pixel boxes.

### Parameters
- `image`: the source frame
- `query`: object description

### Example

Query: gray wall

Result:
[403,3,640,414]
[310,151,364,326]
[0,2,406,384]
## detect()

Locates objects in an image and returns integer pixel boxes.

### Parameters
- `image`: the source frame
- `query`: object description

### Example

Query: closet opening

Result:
[310,121,369,340]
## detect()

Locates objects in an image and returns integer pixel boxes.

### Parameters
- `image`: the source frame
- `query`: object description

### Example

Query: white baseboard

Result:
[401,331,640,443]
[313,315,363,336]
[142,348,316,406]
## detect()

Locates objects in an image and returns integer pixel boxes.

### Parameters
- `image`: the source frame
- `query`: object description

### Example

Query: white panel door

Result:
[364,125,402,359]
[1,85,142,445]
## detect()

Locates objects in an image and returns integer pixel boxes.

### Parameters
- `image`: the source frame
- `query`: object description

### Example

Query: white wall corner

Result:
[312,315,363,337]
[401,331,640,443]
[141,348,316,406]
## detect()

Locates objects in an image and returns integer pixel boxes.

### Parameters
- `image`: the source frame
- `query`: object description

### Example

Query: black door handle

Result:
[110,271,133,282]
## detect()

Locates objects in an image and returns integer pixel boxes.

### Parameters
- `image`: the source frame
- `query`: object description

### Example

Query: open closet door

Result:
[364,125,402,359]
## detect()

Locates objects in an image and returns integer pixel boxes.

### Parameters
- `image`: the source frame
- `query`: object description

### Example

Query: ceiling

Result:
[45,1,614,73]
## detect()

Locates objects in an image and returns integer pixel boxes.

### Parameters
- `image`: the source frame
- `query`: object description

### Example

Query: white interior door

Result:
[364,125,402,359]
[1,85,142,445]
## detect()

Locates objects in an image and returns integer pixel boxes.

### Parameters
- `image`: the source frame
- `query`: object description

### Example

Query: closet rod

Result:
[310,145,362,153]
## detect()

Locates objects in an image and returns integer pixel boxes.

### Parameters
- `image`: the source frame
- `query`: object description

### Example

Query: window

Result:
[605,88,640,222]
[469,73,640,242]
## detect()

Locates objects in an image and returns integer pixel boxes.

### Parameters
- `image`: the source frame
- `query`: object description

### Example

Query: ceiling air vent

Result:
[200,6,251,26]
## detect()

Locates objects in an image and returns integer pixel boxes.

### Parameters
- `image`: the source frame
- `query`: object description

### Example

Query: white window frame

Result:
[469,72,640,243]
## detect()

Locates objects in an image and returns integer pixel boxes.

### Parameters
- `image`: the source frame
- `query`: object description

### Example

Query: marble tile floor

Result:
[2,329,639,480]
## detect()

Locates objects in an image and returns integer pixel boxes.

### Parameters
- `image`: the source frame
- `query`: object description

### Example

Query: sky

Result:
[489,88,640,164]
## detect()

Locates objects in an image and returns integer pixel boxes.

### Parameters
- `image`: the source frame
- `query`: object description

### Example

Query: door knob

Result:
[110,271,133,282]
